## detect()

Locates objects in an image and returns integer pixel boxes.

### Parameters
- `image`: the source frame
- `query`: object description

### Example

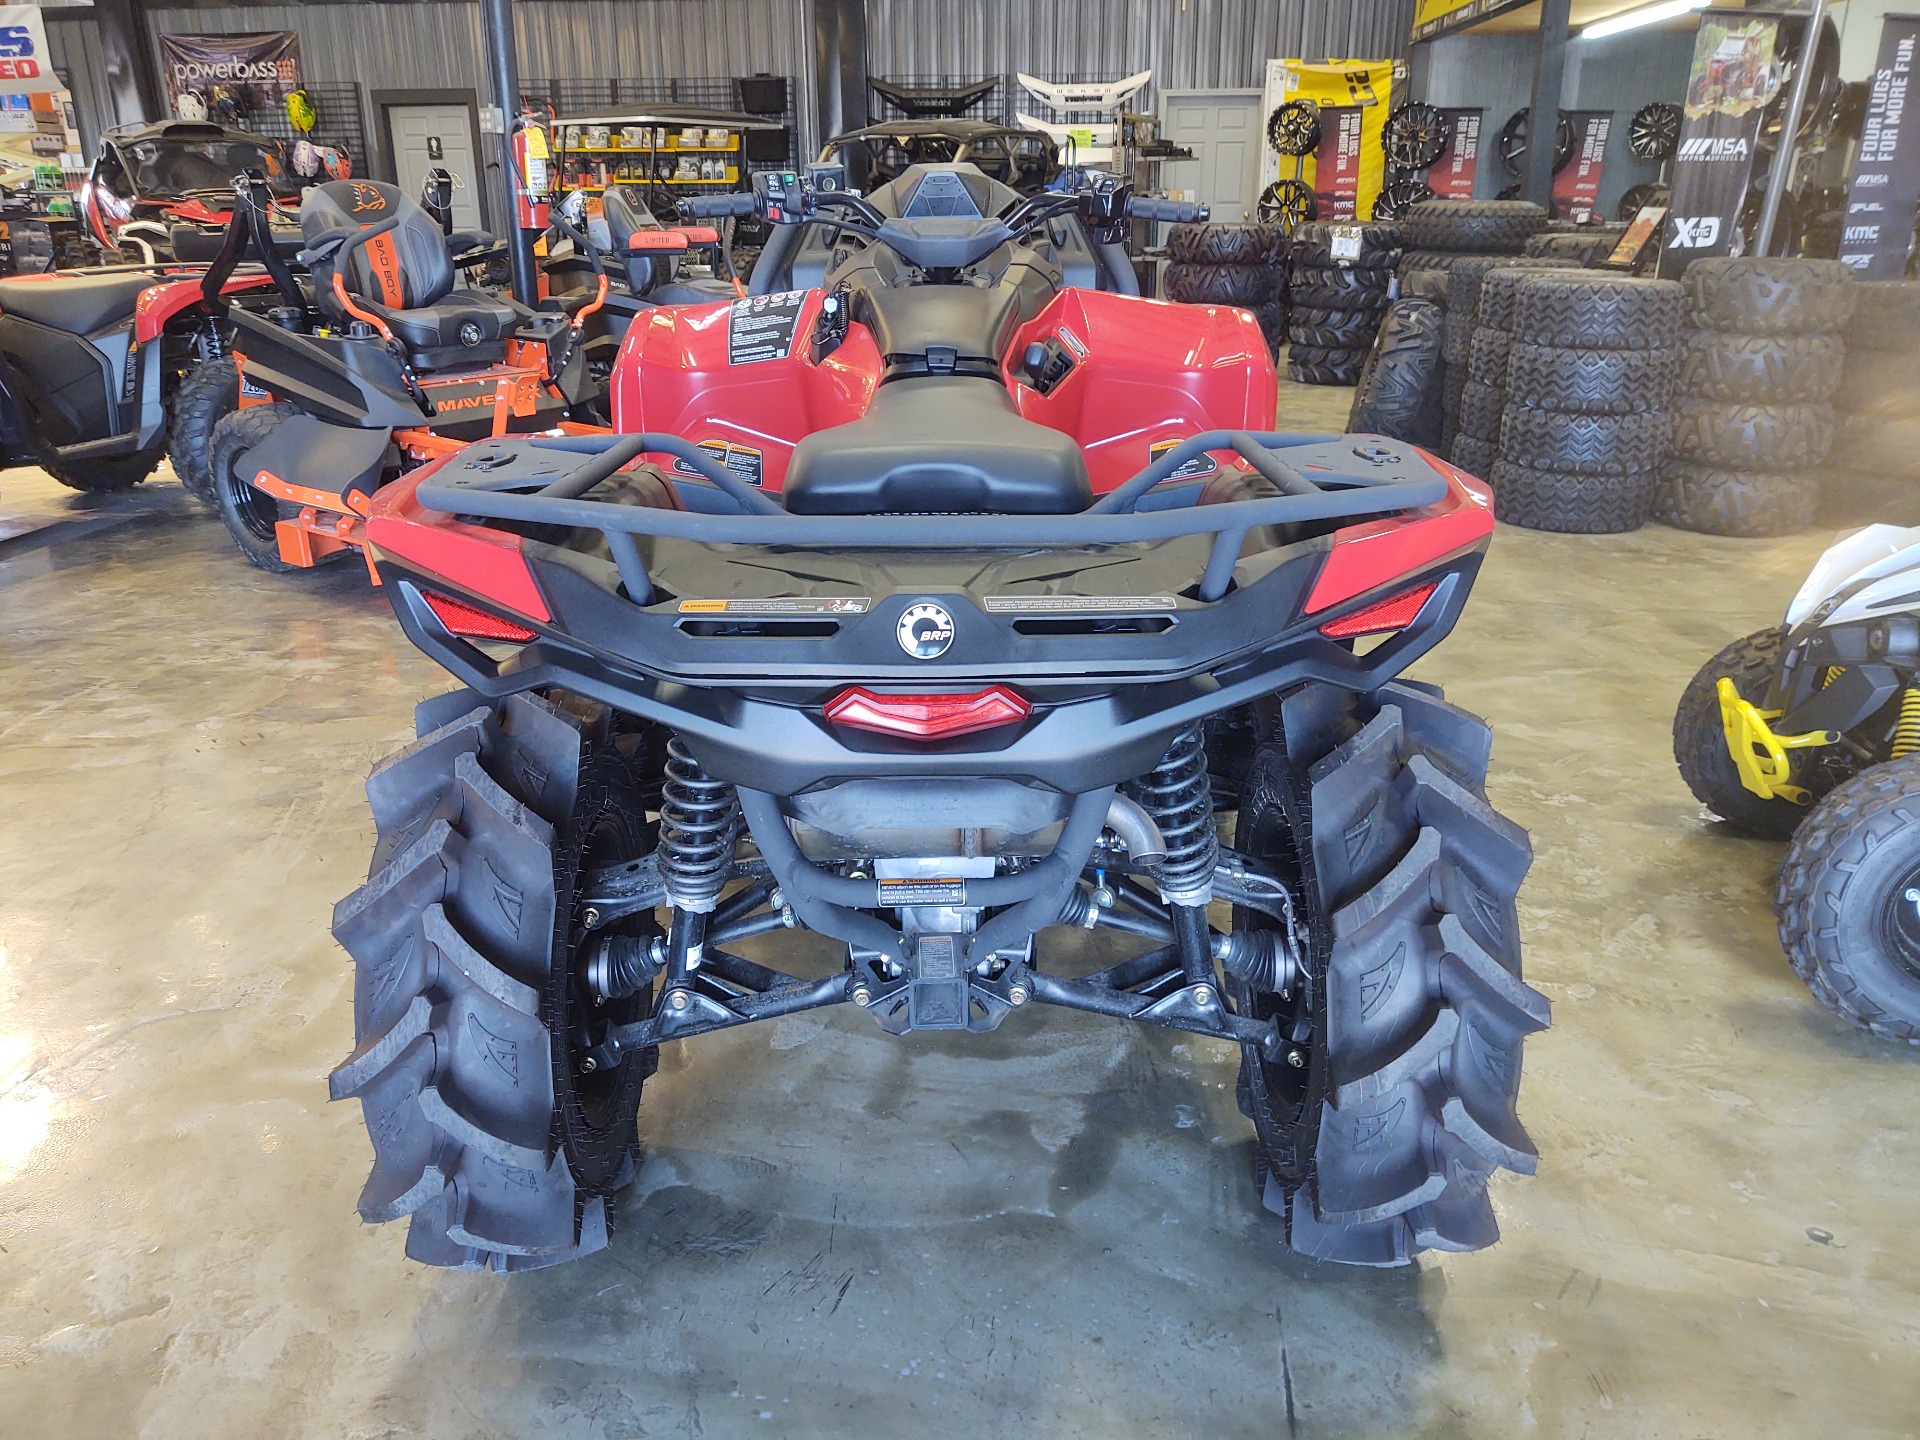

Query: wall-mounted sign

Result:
[1552,111,1612,221]
[158,31,302,122]
[1658,12,1781,278]
[0,6,60,95]
[1837,13,1920,278]
[1429,107,1483,199]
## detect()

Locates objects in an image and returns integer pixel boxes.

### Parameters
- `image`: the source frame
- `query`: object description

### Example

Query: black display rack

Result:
[237,81,371,177]
[521,76,794,171]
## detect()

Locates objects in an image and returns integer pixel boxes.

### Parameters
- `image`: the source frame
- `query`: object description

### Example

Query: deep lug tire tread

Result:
[168,353,240,501]
[1671,627,1806,838]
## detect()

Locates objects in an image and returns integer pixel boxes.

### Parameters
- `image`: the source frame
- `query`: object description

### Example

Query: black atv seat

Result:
[0,272,154,333]
[301,180,520,368]
[783,376,1091,515]
[601,184,735,305]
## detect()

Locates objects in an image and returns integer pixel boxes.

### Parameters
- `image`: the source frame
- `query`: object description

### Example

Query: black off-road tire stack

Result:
[1235,682,1547,1264]
[1345,296,1446,448]
[1661,258,1854,537]
[1446,257,1582,477]
[1392,201,1549,441]
[1523,225,1627,267]
[1285,222,1403,384]
[1494,272,1684,532]
[1821,279,1920,525]
[1163,222,1290,355]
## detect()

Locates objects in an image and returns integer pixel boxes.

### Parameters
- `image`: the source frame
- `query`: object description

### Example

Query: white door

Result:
[389,102,485,233]
[1159,91,1263,223]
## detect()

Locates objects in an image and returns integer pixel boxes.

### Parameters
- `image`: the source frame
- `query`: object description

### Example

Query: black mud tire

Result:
[1168,222,1284,267]
[1397,248,1465,279]
[1500,407,1671,474]
[1287,347,1370,384]
[1669,398,1836,471]
[1235,683,1546,1265]
[1467,326,1511,384]
[1682,257,1855,337]
[1489,459,1655,533]
[1506,342,1681,415]
[208,403,303,572]
[1672,627,1807,838]
[1346,297,1445,447]
[1843,280,1920,355]
[1288,260,1396,293]
[1776,758,1920,1043]
[1402,267,1452,305]
[1163,262,1277,307]
[1522,231,1612,264]
[41,447,164,494]
[1474,259,1582,332]
[1449,433,1496,477]
[1290,282,1390,313]
[1511,273,1685,350]
[1679,330,1842,405]
[168,354,240,502]
[1401,199,1549,254]
[330,692,655,1268]
[1658,462,1815,538]
[1291,315,1380,350]
[1255,299,1289,354]
[1290,220,1404,266]
[1458,379,1505,441]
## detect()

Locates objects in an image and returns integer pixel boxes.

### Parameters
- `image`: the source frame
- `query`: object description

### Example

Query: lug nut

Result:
[1286,1049,1305,1069]
[666,989,691,1012]
[1009,985,1029,1006]
[851,985,873,1007]
[1192,985,1213,1007]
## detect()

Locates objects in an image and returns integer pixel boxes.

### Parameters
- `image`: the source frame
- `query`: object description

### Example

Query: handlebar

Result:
[1126,196,1209,224]
[678,192,759,221]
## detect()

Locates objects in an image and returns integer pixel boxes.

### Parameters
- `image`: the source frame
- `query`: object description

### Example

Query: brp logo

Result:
[458,321,484,347]
[897,602,955,660]
[1670,216,1720,248]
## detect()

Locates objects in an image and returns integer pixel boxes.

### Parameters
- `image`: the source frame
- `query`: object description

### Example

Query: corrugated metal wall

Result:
[867,0,1419,101]
[46,15,119,154]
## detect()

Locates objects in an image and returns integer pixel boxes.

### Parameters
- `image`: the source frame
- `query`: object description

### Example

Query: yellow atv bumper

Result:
[1717,678,1835,805]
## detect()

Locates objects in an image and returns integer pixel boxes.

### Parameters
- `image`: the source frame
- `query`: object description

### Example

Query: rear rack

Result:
[412,429,1450,605]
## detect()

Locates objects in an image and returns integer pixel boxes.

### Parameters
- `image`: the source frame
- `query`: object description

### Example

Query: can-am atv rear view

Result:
[330,163,1547,1271]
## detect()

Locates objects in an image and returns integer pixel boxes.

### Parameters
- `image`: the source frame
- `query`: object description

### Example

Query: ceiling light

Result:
[1581,0,1709,41]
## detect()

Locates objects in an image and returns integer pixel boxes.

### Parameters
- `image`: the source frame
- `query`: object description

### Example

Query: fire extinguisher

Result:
[511,114,552,231]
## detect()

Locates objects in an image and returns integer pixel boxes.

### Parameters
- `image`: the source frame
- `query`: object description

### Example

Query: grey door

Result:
[389,102,484,233]
[1158,90,1263,223]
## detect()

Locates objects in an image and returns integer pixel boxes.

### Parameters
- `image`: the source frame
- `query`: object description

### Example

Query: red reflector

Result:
[422,591,538,642]
[1317,582,1437,639]
[824,685,1031,740]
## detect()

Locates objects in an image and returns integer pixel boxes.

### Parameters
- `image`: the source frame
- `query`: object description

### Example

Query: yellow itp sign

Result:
[1261,59,1399,222]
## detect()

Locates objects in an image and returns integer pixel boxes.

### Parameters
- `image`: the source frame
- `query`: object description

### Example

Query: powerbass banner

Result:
[1551,111,1613,221]
[1260,59,1396,220]
[157,32,303,125]
[1429,107,1483,200]
[1658,11,1781,278]
[1837,13,1920,278]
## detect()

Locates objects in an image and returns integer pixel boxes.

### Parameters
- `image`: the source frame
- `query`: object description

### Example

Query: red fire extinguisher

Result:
[511,115,552,231]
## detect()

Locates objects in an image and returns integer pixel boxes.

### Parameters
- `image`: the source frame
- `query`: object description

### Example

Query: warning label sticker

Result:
[671,439,766,487]
[878,878,969,907]
[982,594,1178,613]
[1148,438,1219,479]
[727,290,808,364]
[677,596,871,615]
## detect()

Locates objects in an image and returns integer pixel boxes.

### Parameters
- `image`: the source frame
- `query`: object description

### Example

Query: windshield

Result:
[120,136,283,198]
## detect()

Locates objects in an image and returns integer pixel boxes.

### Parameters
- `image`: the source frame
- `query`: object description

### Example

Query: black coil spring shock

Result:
[658,736,740,913]
[1125,724,1218,908]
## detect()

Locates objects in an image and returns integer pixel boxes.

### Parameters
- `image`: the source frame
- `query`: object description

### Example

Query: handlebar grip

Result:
[1126,196,1210,224]
[677,193,758,221]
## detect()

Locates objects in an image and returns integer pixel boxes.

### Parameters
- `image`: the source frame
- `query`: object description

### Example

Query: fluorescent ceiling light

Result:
[1580,0,1709,40]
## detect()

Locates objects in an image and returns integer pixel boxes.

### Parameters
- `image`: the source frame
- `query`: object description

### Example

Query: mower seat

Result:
[0,272,154,333]
[301,180,519,369]
[783,376,1091,515]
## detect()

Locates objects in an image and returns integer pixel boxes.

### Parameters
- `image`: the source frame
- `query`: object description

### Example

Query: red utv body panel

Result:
[136,272,277,341]
[609,287,1278,495]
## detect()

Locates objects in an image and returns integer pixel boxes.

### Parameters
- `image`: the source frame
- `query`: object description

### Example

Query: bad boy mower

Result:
[204,173,612,578]
[328,163,1546,1271]
[1677,525,1920,1041]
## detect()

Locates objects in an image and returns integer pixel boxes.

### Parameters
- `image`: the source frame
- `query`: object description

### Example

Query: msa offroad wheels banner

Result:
[1259,58,1399,221]
[158,31,303,122]
[1658,12,1781,277]
[1837,15,1920,279]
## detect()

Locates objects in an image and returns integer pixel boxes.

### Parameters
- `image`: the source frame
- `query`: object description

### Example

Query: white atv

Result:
[1676,524,1920,1043]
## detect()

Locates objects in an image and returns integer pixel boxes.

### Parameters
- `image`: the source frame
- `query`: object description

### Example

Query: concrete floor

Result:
[2,403,1918,1438]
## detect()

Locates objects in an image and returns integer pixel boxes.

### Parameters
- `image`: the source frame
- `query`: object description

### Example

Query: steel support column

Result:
[1525,0,1573,208]
[812,0,868,148]
[479,0,537,306]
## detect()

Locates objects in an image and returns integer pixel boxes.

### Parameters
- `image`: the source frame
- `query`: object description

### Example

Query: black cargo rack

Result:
[413,430,1451,606]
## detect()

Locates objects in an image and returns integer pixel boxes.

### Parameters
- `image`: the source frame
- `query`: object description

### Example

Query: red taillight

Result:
[1317,582,1437,639]
[422,591,538,642]
[824,685,1032,741]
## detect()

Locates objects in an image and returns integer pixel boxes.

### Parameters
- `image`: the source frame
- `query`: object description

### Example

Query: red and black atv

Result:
[80,120,294,265]
[329,164,1546,1271]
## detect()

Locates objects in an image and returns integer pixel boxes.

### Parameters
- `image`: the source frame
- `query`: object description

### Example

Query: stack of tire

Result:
[1661,258,1853,537]
[1283,221,1402,384]
[1393,200,1550,441]
[1523,225,1626,267]
[1820,279,1920,525]
[1162,222,1289,355]
[1494,272,1684,532]
[1447,257,1582,477]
